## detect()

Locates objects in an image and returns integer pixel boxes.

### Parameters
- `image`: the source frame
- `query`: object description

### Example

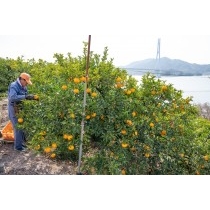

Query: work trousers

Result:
[8,104,25,150]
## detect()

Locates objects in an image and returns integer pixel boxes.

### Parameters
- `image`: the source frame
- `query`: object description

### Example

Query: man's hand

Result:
[25,94,35,100]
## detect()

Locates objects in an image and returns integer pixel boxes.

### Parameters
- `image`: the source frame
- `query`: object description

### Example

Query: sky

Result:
[0,35,210,66]
[1,0,210,67]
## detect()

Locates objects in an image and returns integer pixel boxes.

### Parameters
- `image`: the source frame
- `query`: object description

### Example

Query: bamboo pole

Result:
[77,35,91,175]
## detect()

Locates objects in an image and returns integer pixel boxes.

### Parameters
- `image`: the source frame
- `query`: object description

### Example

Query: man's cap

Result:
[20,72,32,85]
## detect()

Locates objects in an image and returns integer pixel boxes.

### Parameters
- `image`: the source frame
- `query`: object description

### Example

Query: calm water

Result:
[133,75,210,104]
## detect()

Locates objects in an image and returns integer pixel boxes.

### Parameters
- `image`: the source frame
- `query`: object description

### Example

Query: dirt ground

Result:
[0,140,78,175]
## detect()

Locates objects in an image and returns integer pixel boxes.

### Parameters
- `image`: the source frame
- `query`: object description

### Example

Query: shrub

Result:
[15,45,210,174]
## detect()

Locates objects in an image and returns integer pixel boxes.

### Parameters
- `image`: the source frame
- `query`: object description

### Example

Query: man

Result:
[8,72,36,151]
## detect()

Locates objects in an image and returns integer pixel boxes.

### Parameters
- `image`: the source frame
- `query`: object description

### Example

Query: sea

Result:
[132,75,210,105]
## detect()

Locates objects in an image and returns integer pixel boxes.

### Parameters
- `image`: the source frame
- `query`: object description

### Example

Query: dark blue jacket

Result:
[8,79,28,118]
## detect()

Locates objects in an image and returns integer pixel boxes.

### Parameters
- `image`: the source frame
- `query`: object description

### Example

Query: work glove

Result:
[25,94,35,100]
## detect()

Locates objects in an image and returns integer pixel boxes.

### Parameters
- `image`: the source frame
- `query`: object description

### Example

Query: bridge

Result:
[120,39,197,77]
[121,67,184,76]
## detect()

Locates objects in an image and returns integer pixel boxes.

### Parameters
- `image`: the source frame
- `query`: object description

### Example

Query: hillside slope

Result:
[123,57,210,76]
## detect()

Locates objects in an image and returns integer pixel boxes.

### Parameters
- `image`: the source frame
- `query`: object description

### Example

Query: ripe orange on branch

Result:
[204,155,209,161]
[73,89,79,94]
[68,145,75,151]
[61,85,68,90]
[18,118,23,123]
[34,95,39,100]
[121,143,129,148]
[86,88,91,93]
[73,78,80,84]
[116,77,122,82]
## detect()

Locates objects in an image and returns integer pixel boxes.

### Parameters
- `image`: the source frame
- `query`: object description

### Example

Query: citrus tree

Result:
[15,44,210,174]
[0,58,17,94]
[191,117,210,175]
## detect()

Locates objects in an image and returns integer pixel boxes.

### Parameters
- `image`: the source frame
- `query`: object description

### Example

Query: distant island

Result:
[121,57,210,76]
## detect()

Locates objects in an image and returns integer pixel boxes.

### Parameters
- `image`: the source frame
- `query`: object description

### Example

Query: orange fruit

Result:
[51,143,57,149]
[91,113,96,118]
[130,88,135,93]
[44,147,51,153]
[73,89,79,94]
[144,145,150,150]
[40,131,46,136]
[67,135,73,141]
[73,78,80,84]
[151,90,156,95]
[161,130,167,136]
[35,145,40,150]
[86,88,91,93]
[91,92,97,97]
[61,85,68,90]
[69,113,75,119]
[50,153,56,158]
[204,155,209,161]
[80,76,86,82]
[149,122,154,128]
[34,95,39,100]
[132,112,137,117]
[145,153,150,158]
[121,130,127,135]
[161,85,168,92]
[130,147,136,152]
[121,143,129,148]
[116,83,124,88]
[116,77,122,82]
[133,131,138,136]
[18,118,23,123]
[68,145,75,151]
[86,115,91,120]
[179,153,185,158]
[196,171,200,175]
[121,169,126,175]
[115,83,124,88]
[126,120,133,126]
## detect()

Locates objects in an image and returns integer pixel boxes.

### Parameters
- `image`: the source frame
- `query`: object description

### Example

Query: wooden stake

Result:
[77,35,91,175]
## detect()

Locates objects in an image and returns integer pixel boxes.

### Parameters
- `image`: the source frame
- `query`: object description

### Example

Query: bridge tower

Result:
[155,38,161,77]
